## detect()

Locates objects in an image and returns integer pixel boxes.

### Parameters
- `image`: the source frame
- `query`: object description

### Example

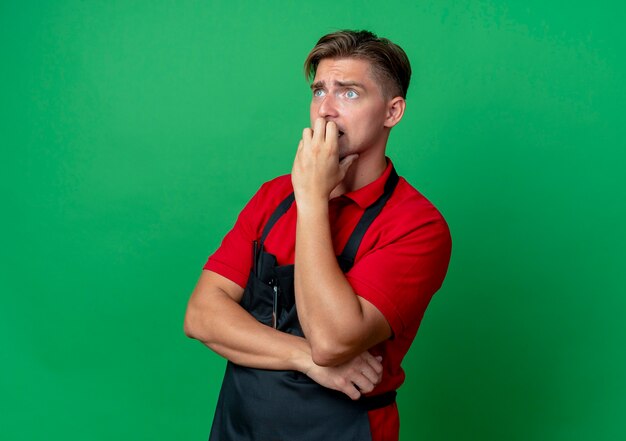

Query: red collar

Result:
[338,159,394,209]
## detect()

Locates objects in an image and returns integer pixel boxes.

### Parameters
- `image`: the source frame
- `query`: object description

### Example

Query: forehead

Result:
[313,58,377,85]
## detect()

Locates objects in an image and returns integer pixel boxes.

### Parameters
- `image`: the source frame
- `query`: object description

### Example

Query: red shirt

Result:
[205,160,451,440]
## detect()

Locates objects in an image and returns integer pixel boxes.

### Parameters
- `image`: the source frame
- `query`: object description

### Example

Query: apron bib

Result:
[210,168,399,441]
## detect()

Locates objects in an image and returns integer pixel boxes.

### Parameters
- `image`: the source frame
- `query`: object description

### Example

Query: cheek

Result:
[310,101,323,124]
[360,106,387,127]
[351,109,376,129]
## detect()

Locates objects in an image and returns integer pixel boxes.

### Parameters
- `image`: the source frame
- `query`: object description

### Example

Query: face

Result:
[310,58,393,160]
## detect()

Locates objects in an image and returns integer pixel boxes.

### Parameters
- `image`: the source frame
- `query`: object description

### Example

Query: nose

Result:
[317,94,339,119]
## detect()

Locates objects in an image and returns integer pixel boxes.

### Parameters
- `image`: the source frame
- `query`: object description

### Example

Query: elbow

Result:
[183,300,222,347]
[183,305,203,340]
[311,351,339,368]
[309,335,355,367]
[183,317,195,339]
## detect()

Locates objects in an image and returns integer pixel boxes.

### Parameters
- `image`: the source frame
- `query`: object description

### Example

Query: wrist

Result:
[295,195,328,217]
[288,338,315,374]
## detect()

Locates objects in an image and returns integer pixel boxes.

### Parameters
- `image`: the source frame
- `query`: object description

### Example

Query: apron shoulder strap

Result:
[258,165,399,271]
[337,166,399,272]
[259,192,295,249]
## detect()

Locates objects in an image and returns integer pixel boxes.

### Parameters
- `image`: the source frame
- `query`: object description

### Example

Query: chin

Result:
[338,143,361,161]
[337,140,350,159]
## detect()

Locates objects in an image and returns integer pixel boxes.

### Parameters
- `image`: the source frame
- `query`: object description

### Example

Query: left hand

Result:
[304,350,383,400]
[291,117,358,205]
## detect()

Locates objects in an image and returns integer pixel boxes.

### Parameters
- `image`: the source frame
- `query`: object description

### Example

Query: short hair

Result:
[304,30,412,99]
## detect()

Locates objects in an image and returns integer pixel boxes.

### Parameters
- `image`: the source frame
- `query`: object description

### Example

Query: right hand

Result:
[304,351,383,400]
[291,118,359,206]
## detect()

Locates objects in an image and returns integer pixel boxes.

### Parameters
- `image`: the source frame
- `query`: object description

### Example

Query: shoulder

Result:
[370,176,451,253]
[253,174,294,210]
[236,174,294,236]
[388,177,449,230]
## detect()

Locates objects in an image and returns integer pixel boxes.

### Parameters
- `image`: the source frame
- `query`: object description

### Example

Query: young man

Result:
[185,30,452,440]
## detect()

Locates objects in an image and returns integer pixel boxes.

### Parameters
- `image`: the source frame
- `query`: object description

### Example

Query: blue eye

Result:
[313,89,325,97]
[345,90,358,99]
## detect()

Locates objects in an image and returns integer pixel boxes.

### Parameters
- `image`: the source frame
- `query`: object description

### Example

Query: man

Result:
[185,30,451,440]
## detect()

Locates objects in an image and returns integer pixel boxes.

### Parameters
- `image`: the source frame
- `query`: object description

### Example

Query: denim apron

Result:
[209,167,399,441]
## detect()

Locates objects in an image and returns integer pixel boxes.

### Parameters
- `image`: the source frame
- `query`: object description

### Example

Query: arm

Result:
[184,270,384,399]
[291,119,392,367]
[184,270,310,370]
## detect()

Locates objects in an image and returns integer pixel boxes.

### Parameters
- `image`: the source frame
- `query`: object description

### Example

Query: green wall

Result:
[2,1,625,439]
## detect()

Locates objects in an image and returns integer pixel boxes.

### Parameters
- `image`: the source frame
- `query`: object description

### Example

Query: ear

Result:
[383,97,406,128]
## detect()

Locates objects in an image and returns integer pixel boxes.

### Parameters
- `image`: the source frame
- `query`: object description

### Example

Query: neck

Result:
[330,150,387,198]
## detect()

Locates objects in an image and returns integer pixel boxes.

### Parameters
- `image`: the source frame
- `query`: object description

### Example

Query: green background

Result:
[2,1,625,439]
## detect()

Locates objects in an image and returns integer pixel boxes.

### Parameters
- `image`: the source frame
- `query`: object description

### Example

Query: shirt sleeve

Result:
[346,214,452,336]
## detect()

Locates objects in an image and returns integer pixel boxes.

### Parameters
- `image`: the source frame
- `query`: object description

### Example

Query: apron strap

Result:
[337,166,399,272]
[259,192,295,249]
[258,165,399,271]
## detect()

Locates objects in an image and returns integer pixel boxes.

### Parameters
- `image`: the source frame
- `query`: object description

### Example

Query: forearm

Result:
[185,272,384,399]
[184,272,311,372]
[294,202,370,364]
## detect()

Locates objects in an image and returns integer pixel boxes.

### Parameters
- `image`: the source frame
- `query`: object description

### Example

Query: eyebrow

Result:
[310,80,366,90]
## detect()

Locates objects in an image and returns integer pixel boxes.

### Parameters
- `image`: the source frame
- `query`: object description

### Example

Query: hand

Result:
[304,351,383,400]
[291,117,359,205]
